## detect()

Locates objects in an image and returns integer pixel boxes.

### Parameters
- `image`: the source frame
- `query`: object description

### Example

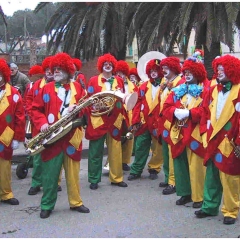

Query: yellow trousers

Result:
[0,157,14,200]
[220,172,240,218]
[186,147,206,202]
[168,145,175,186]
[147,136,163,172]
[106,133,124,183]
[122,138,134,165]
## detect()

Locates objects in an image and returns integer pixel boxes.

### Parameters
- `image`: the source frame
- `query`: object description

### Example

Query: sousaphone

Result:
[137,51,167,82]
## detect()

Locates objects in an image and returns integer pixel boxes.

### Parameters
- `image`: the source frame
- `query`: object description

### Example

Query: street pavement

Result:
[1,141,240,238]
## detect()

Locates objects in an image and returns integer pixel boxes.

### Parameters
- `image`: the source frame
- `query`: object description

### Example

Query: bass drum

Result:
[137,51,166,82]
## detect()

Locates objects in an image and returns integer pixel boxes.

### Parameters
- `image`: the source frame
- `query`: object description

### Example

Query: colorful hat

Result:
[28,65,44,77]
[50,53,75,75]
[97,53,117,73]
[72,58,82,71]
[0,58,11,82]
[215,55,240,84]
[182,58,207,83]
[129,67,140,82]
[146,59,163,78]
[160,56,181,75]
[115,60,129,76]
[42,56,54,71]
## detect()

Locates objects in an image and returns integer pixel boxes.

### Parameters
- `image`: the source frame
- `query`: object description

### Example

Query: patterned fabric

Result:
[172,83,203,99]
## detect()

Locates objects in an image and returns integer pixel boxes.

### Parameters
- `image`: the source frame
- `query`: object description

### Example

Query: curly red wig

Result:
[0,58,11,83]
[160,56,181,75]
[216,55,240,84]
[28,65,44,77]
[42,56,54,71]
[72,58,82,71]
[50,53,75,75]
[129,67,140,81]
[115,60,129,76]
[146,59,163,79]
[97,53,117,73]
[182,59,207,83]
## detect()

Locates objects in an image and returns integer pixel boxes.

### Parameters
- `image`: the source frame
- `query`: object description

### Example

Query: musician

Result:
[162,56,208,208]
[158,56,184,195]
[31,53,90,218]
[25,56,62,195]
[85,53,128,190]
[127,59,164,181]
[115,60,138,171]
[195,55,240,225]
[0,58,25,205]
[72,58,87,89]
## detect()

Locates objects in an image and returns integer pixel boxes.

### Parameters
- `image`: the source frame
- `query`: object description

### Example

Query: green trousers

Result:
[173,148,191,197]
[31,153,42,188]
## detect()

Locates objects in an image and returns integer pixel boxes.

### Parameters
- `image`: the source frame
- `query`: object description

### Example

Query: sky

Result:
[0,0,40,16]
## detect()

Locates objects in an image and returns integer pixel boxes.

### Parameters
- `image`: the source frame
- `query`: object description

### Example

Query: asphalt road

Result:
[1,155,240,238]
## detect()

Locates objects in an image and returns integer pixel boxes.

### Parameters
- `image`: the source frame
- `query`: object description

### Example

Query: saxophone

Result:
[26,90,138,156]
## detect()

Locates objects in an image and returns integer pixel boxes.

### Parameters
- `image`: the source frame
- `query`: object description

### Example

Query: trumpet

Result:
[225,135,240,159]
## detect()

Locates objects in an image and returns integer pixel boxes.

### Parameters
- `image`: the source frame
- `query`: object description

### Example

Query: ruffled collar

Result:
[172,83,203,99]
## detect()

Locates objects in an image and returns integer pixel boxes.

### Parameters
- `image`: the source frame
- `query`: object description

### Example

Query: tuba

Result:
[25,90,138,156]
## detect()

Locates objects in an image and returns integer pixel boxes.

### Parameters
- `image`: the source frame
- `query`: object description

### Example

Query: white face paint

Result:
[150,70,158,79]
[162,66,170,78]
[217,65,227,82]
[103,62,113,73]
[184,71,194,82]
[129,75,137,84]
[54,69,68,82]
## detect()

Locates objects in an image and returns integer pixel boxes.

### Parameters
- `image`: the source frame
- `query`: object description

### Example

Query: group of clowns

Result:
[0,50,239,225]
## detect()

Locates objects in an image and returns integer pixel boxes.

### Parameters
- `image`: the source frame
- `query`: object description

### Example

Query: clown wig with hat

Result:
[28,65,44,77]
[146,59,164,79]
[50,52,75,76]
[97,53,117,73]
[129,68,140,82]
[216,54,240,85]
[182,58,207,83]
[115,60,129,76]
[72,58,82,71]
[160,56,181,75]
[42,56,54,72]
[0,58,11,83]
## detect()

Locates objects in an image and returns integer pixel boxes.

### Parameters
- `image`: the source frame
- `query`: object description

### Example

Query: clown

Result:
[85,53,128,190]
[195,54,240,225]
[162,56,208,208]
[115,60,138,171]
[128,67,141,86]
[158,56,184,195]
[31,53,90,219]
[0,58,25,205]
[72,58,87,89]
[127,59,164,181]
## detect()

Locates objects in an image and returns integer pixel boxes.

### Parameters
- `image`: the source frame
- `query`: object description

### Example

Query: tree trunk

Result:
[204,41,220,80]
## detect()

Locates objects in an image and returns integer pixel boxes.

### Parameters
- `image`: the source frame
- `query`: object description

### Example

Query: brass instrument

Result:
[172,101,188,139]
[26,90,138,156]
[225,135,240,159]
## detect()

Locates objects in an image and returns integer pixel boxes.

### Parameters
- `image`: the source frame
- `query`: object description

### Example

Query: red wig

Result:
[28,65,44,77]
[0,58,11,83]
[50,53,75,75]
[97,53,117,73]
[72,58,82,71]
[42,56,54,71]
[129,67,140,81]
[160,56,181,75]
[115,60,129,76]
[182,59,207,83]
[146,59,163,79]
[216,55,240,84]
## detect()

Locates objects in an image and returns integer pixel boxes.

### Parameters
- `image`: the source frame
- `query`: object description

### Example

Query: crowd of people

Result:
[0,50,239,225]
